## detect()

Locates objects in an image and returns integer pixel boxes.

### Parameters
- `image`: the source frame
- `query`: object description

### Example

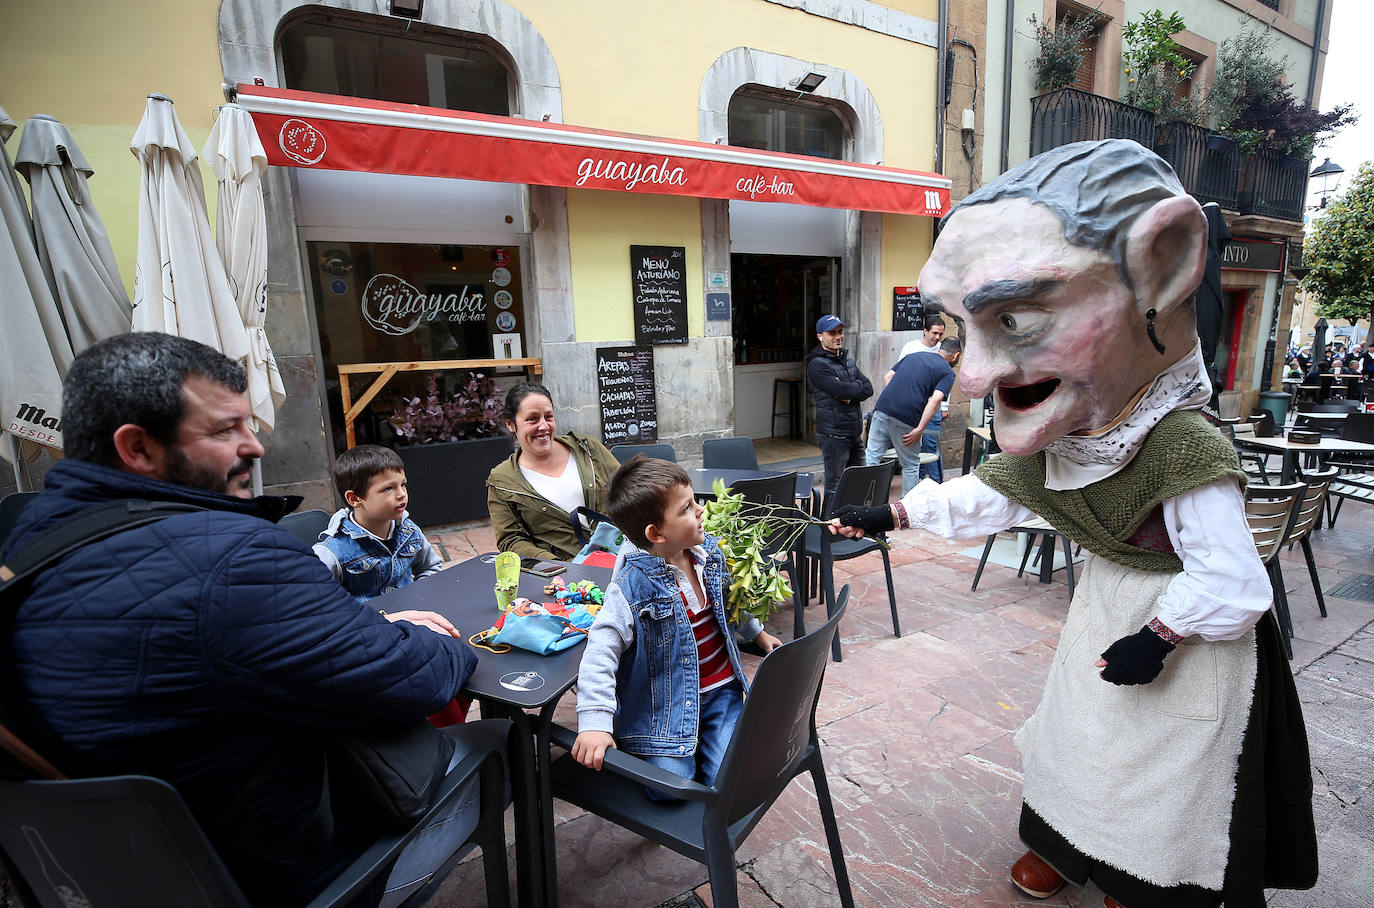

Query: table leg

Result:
[1037,534,1054,585]
[961,429,973,476]
[1283,452,1297,484]
[536,703,562,908]
[491,703,544,908]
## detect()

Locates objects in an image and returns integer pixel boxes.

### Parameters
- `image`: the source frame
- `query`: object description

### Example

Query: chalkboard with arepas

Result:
[631,244,689,345]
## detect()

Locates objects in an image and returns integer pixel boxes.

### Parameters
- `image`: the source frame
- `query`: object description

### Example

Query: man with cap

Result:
[805,313,873,505]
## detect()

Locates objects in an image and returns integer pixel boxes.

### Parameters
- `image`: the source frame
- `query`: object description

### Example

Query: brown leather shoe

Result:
[1010,850,1063,898]
[1103,898,1125,908]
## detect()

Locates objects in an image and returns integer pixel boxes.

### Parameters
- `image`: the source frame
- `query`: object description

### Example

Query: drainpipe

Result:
[1306,0,1328,106]
[935,0,948,174]
[1001,0,1014,174]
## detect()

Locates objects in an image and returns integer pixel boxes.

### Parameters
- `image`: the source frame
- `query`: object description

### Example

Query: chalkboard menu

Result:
[631,245,689,345]
[596,346,659,445]
[893,286,924,331]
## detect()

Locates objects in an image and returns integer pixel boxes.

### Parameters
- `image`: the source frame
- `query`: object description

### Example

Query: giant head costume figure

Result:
[919,139,1208,457]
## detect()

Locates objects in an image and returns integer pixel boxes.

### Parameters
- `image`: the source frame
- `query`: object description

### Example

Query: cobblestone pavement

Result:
[425,477,1374,908]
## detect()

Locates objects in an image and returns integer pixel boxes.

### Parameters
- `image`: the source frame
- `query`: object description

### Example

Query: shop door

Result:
[1218,290,1246,390]
[730,253,839,439]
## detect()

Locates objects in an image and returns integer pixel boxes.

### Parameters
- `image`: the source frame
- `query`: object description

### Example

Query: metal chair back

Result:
[702,436,758,471]
[730,472,799,559]
[610,443,677,464]
[278,509,331,547]
[1285,468,1337,546]
[1243,482,1307,565]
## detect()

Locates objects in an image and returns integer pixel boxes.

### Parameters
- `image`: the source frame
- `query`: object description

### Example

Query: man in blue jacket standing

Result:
[805,313,873,506]
[2,332,499,907]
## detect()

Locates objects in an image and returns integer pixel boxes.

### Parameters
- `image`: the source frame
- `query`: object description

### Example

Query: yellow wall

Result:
[0,0,224,296]
[880,213,935,327]
[2,0,940,330]
[565,190,704,342]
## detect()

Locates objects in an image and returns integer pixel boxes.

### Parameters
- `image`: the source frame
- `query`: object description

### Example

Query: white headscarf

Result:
[1042,341,1213,491]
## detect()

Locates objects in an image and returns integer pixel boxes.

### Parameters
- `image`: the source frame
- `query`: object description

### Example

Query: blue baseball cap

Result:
[816,314,844,333]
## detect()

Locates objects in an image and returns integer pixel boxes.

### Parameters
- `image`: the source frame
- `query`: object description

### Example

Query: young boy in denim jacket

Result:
[313,445,443,603]
[572,457,781,790]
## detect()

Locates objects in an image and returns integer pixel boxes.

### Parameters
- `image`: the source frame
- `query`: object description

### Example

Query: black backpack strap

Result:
[0,500,207,589]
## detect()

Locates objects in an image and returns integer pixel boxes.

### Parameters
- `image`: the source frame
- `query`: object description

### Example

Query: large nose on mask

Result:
[956,338,1014,400]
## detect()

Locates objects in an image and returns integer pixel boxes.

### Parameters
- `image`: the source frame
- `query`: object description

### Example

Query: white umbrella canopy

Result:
[203,103,284,431]
[14,113,132,353]
[0,105,72,487]
[130,94,250,365]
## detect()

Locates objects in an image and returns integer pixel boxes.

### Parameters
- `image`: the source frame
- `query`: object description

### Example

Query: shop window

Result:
[306,240,525,451]
[727,90,846,160]
[280,14,512,115]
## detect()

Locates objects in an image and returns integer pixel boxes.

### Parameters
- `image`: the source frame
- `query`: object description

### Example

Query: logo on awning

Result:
[280,118,326,165]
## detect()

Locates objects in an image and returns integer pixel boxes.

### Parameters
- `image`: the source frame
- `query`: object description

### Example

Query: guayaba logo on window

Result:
[361,273,487,336]
[279,118,326,165]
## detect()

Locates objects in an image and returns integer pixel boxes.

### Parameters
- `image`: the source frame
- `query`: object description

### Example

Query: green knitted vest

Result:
[973,410,1246,573]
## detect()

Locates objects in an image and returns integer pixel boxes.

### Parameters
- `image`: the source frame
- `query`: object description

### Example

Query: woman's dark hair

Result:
[62,332,247,467]
[502,382,554,425]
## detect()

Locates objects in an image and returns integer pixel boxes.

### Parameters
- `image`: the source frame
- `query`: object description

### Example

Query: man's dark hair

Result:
[502,381,553,426]
[924,314,946,331]
[605,455,692,549]
[939,336,963,355]
[333,444,405,499]
[62,332,248,467]
[944,139,1186,288]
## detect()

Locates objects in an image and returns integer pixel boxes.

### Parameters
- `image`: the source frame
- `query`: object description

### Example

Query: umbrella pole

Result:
[251,459,264,497]
[5,435,35,492]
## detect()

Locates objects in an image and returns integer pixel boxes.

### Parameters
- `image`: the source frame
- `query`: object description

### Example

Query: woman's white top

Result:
[520,454,585,516]
[900,475,1271,641]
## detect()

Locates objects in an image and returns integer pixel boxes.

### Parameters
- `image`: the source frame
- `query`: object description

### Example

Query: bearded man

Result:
[833,140,1316,908]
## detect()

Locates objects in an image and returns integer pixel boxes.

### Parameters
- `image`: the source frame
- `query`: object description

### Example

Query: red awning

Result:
[234,84,951,218]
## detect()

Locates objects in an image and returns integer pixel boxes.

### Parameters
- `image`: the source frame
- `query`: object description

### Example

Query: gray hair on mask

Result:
[943,139,1187,289]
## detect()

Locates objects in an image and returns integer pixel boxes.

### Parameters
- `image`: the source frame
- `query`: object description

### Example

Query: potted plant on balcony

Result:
[386,372,511,526]
[1121,10,1207,126]
[1025,12,1101,152]
[1211,20,1355,159]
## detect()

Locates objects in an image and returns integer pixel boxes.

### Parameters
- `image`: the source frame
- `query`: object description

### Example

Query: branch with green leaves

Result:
[702,478,884,625]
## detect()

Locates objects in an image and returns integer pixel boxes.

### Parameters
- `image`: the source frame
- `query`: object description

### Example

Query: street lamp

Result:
[1310,157,1344,208]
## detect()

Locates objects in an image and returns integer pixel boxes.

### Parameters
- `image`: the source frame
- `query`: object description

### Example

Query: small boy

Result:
[572,457,781,790]
[314,445,443,602]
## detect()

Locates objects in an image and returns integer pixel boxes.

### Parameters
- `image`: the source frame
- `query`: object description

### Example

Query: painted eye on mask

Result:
[998,309,1050,340]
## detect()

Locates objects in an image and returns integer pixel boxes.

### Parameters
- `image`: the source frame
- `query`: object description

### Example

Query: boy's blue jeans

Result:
[640,681,743,799]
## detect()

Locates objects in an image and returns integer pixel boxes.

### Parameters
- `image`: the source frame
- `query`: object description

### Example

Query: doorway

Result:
[731,253,839,439]
[1220,289,1247,390]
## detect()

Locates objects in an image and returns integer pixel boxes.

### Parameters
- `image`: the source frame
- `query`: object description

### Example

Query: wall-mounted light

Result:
[389,0,423,19]
[788,72,827,93]
[1309,157,1344,208]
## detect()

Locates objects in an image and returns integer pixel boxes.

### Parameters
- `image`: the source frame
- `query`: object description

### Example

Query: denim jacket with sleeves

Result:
[312,507,442,603]
[575,537,754,757]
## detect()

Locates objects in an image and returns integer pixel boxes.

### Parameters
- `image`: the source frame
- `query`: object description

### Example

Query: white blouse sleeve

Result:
[896,475,1038,538]
[1155,478,1270,641]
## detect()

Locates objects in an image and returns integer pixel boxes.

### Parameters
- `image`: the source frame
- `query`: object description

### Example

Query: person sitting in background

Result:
[571,456,780,795]
[314,444,443,603]
[1303,360,1330,384]
[486,382,621,561]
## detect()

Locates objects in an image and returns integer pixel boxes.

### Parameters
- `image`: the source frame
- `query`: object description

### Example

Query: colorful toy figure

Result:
[834,140,1316,907]
[544,576,604,612]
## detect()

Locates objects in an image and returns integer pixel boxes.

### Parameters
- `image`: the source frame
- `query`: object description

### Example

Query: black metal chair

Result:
[278,508,332,547]
[798,461,899,661]
[970,515,1078,599]
[610,443,677,464]
[1283,467,1338,623]
[549,595,855,908]
[729,473,803,638]
[0,491,39,551]
[0,741,511,908]
[702,437,759,471]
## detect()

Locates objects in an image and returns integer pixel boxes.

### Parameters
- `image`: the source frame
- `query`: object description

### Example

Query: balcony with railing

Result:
[1029,88,1307,221]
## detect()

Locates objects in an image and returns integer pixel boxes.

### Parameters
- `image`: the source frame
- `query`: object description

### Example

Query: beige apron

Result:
[1015,553,1258,890]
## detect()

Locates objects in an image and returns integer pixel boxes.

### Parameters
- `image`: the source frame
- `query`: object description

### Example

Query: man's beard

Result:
[164,446,255,497]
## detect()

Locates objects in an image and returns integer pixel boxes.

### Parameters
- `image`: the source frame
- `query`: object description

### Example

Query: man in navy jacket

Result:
[805,313,873,505]
[3,333,485,906]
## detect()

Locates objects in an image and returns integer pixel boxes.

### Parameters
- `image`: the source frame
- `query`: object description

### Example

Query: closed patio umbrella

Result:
[15,114,132,354]
[203,103,284,431]
[0,106,72,489]
[130,94,250,365]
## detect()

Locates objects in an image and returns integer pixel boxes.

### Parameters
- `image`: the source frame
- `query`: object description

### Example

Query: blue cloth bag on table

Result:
[475,599,597,655]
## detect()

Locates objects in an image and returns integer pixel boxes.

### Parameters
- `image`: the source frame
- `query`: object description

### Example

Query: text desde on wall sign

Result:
[360,273,487,336]
[576,156,688,191]
[736,173,796,199]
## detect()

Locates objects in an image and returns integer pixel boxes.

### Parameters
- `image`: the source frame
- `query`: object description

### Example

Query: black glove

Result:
[1099,626,1176,685]
[833,504,894,534]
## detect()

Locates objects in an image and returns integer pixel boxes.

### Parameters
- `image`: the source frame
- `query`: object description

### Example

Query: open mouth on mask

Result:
[999,378,1061,412]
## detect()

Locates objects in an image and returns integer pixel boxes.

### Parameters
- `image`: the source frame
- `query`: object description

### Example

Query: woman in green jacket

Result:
[486,382,621,561]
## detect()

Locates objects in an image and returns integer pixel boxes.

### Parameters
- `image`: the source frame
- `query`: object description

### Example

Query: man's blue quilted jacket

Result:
[3,458,475,904]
